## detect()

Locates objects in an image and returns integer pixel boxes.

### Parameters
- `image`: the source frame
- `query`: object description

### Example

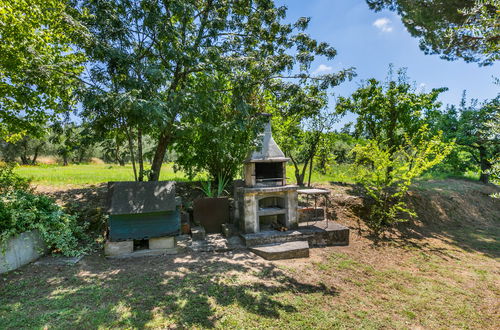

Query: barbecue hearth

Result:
[235,115,298,234]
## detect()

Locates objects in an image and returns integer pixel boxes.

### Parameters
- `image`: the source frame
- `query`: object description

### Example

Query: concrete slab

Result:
[250,241,309,260]
[34,255,83,266]
[149,236,175,249]
[104,240,133,256]
[241,221,349,247]
[106,248,178,259]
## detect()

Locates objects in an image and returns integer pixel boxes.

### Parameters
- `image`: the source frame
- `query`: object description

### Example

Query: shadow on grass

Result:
[0,253,338,329]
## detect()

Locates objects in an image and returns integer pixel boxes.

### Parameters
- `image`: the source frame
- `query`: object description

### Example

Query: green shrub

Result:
[0,164,87,256]
[352,128,453,236]
[0,163,31,193]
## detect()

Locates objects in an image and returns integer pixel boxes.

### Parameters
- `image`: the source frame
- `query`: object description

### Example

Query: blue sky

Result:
[276,0,499,129]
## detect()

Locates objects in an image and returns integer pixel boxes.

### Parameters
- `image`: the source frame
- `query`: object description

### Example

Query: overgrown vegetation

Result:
[0,165,87,256]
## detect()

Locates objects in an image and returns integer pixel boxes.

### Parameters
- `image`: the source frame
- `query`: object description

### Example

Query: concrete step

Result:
[249,241,309,260]
[241,222,349,248]
[242,230,304,247]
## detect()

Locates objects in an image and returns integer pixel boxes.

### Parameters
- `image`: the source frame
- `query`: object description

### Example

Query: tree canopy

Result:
[366,0,499,65]
[336,67,447,155]
[0,0,86,141]
[77,0,355,180]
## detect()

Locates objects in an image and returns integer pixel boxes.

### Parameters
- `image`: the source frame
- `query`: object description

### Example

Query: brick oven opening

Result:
[255,162,284,186]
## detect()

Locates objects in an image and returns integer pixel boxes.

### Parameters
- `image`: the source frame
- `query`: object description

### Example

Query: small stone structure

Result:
[232,115,350,260]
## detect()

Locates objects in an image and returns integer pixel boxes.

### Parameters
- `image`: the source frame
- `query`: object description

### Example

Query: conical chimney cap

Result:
[244,116,289,163]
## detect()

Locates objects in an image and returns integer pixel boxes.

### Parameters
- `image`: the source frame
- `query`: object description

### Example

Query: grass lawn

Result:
[14,163,194,186]
[15,163,479,187]
[1,179,498,329]
[0,232,498,329]
[14,163,361,186]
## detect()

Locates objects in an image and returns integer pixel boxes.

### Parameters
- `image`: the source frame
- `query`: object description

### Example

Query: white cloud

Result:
[313,64,333,74]
[419,83,427,89]
[373,18,393,32]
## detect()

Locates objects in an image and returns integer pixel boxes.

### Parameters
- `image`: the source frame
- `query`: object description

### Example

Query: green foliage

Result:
[314,132,360,174]
[353,128,453,235]
[0,164,31,194]
[453,0,500,64]
[0,132,47,165]
[0,165,87,256]
[366,0,499,65]
[485,112,500,196]
[0,190,87,256]
[428,92,499,183]
[174,74,263,181]
[0,0,86,141]
[271,86,340,186]
[77,0,354,181]
[198,173,231,198]
[49,121,96,166]
[336,66,447,151]
[337,68,453,234]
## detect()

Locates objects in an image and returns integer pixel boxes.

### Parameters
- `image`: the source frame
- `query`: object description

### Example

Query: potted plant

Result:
[193,174,231,234]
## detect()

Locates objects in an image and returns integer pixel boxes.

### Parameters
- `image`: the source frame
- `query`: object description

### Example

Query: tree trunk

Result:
[479,146,491,184]
[20,140,30,165]
[148,131,170,181]
[31,146,40,165]
[115,140,125,166]
[78,149,85,164]
[308,156,314,187]
[126,127,137,181]
[20,155,29,165]
[137,128,144,181]
[289,154,305,186]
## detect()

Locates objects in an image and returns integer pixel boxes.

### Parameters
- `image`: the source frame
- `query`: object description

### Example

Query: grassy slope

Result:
[0,179,498,329]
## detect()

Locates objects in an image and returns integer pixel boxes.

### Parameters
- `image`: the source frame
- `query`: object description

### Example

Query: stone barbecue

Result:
[235,115,299,234]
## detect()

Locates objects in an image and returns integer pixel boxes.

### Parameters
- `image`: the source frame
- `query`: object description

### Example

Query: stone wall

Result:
[0,230,47,274]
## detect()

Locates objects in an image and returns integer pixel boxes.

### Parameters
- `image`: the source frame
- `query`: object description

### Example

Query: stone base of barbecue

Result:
[235,185,299,234]
[241,221,349,248]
